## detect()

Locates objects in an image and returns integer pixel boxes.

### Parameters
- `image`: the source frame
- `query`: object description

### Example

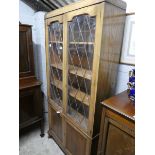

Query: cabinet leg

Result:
[40,119,44,137]
[48,130,53,139]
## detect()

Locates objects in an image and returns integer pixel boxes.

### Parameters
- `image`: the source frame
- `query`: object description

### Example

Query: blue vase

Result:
[127,69,135,103]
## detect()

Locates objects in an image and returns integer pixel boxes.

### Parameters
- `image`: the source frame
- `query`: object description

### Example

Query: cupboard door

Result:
[65,122,87,155]
[63,4,101,133]
[19,86,42,128]
[100,117,135,155]
[46,16,63,109]
[48,104,63,142]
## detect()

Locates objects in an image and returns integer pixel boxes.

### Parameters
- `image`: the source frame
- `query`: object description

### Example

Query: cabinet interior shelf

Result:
[49,41,62,44]
[49,41,94,45]
[51,79,90,106]
[69,42,94,45]
[51,63,62,71]
[51,63,92,80]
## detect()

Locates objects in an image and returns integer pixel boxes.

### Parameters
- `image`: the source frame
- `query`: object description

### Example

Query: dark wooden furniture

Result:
[19,24,44,137]
[97,91,135,155]
[45,0,126,154]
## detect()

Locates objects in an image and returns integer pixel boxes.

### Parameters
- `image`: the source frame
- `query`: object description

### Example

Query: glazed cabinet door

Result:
[46,16,64,146]
[63,4,103,136]
[46,16,64,111]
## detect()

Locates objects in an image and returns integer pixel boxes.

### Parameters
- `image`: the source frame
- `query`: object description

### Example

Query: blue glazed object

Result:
[129,76,135,82]
[127,69,135,103]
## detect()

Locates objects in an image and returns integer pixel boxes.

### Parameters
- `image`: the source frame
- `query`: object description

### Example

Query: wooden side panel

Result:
[97,3,126,102]
[91,3,126,154]
[66,122,87,155]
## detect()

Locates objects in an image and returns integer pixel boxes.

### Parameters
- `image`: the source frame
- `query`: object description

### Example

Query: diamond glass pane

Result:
[67,15,96,130]
[48,22,63,107]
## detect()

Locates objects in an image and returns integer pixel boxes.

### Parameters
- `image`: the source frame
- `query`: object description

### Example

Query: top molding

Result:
[45,0,126,19]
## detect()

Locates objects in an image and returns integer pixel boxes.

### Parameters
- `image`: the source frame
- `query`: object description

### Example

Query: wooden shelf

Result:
[51,63,63,70]
[67,106,88,130]
[49,41,94,45]
[49,41,63,44]
[69,42,94,45]
[51,79,62,91]
[51,63,92,80]
[69,87,90,106]
[51,79,90,106]
[69,65,92,80]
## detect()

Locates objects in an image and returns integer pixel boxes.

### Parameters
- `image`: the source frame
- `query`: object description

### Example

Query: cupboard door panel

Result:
[66,122,87,155]
[101,117,135,155]
[19,25,34,77]
[19,31,30,72]
[105,124,134,155]
[19,89,35,123]
[49,105,63,142]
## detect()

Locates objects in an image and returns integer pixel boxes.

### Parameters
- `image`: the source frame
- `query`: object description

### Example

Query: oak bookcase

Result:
[45,0,126,154]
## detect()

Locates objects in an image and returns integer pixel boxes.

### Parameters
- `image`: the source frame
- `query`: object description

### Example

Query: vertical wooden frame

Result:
[87,3,105,136]
[62,14,68,115]
[62,14,68,147]
[45,18,52,139]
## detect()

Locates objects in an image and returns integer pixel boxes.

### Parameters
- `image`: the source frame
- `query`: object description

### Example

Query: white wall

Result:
[115,64,134,94]
[124,0,135,13]
[33,12,48,113]
[19,1,35,25]
[19,1,48,119]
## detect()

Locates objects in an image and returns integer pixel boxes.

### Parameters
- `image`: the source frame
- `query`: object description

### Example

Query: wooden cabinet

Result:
[97,91,135,155]
[45,0,126,154]
[19,24,44,136]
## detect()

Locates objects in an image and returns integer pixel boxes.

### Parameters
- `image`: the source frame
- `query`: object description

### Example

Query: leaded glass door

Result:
[64,5,99,133]
[47,16,63,110]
